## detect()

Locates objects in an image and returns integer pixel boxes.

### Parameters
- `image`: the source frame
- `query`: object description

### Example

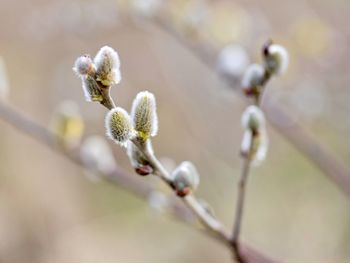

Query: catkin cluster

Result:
[241,41,289,100]
[239,41,289,166]
[74,46,199,196]
[73,46,121,102]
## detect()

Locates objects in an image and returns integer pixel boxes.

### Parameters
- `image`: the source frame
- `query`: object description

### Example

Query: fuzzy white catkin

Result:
[217,45,249,77]
[73,55,94,76]
[241,105,265,131]
[105,107,134,147]
[131,91,158,139]
[73,54,103,102]
[94,46,121,86]
[241,126,269,166]
[81,75,103,102]
[241,64,265,89]
[172,161,200,193]
[264,44,289,75]
[240,106,269,166]
[94,46,120,70]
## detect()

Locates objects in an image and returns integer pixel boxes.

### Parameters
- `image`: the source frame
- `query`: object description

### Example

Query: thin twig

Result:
[100,86,116,110]
[184,194,230,244]
[149,14,350,197]
[232,156,252,263]
[133,138,231,245]
[0,101,277,263]
[0,101,152,199]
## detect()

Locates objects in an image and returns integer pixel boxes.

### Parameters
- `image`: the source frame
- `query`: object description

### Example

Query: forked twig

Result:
[149,15,350,198]
[0,101,276,263]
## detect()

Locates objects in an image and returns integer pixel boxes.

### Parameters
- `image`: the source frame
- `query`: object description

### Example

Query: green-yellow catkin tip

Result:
[131,91,158,141]
[94,46,121,86]
[105,107,134,147]
[171,161,200,197]
[263,43,289,76]
[127,141,153,176]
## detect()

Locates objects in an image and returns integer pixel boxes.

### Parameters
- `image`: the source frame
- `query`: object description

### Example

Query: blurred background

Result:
[0,0,350,262]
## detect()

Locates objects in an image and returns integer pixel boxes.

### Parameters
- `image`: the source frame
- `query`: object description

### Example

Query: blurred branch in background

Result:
[0,0,350,262]
[0,101,277,263]
[0,102,152,199]
[145,14,350,197]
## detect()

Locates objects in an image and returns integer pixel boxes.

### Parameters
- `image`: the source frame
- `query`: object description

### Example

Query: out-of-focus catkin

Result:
[171,161,200,197]
[263,43,289,76]
[241,106,268,166]
[50,101,84,149]
[127,141,154,175]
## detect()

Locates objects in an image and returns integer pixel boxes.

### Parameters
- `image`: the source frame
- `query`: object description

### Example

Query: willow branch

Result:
[100,85,116,110]
[149,15,350,197]
[0,101,152,199]
[232,156,252,263]
[132,138,231,245]
[0,101,276,263]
